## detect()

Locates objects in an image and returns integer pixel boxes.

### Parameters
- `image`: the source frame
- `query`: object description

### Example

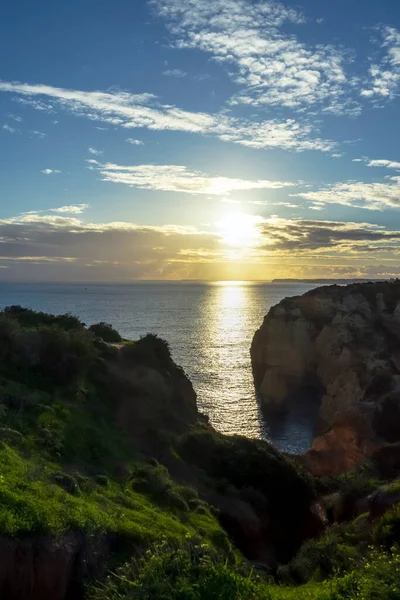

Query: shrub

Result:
[122,334,172,369]
[0,315,97,387]
[95,475,109,487]
[88,322,122,343]
[2,306,84,330]
[0,428,23,445]
[131,463,195,513]
[32,326,96,384]
[373,503,400,548]
[286,533,359,583]
[50,472,81,495]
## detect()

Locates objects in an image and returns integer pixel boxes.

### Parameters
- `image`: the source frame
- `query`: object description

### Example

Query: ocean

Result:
[0,281,321,453]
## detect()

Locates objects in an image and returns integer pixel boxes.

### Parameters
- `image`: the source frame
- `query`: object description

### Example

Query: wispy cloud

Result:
[163,68,187,78]
[30,130,46,138]
[126,138,144,145]
[0,80,335,152]
[13,97,54,111]
[295,177,400,210]
[88,161,297,195]
[51,204,89,214]
[6,114,23,123]
[2,124,17,133]
[41,169,61,175]
[151,0,355,115]
[88,147,103,155]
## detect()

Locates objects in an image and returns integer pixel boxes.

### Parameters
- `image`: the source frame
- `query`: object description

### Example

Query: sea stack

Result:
[251,281,400,475]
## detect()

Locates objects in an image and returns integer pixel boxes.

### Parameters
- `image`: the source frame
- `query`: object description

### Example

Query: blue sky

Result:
[1,0,400,281]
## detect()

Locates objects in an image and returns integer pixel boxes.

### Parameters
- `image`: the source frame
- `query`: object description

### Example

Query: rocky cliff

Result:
[251,281,400,475]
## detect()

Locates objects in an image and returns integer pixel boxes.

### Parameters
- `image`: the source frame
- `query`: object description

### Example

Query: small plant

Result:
[50,472,81,495]
[94,475,109,487]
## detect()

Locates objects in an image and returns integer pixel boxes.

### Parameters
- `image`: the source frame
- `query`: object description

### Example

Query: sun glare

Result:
[216,212,262,249]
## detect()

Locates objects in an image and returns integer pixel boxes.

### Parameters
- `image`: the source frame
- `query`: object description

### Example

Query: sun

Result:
[216,212,262,249]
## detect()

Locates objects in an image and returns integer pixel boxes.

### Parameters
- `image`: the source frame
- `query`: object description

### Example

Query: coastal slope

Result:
[0,305,319,598]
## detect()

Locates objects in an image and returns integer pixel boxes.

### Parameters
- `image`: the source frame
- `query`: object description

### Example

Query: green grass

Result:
[0,443,226,548]
[90,543,400,600]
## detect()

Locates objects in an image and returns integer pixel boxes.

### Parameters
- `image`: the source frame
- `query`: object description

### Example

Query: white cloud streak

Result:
[163,68,187,77]
[367,159,400,170]
[30,130,46,138]
[89,161,296,195]
[41,169,61,175]
[88,147,103,155]
[0,80,335,152]
[126,138,144,145]
[50,204,89,214]
[2,124,17,133]
[296,177,400,210]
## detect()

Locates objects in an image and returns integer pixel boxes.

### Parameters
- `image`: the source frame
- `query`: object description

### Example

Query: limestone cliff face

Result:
[251,281,400,474]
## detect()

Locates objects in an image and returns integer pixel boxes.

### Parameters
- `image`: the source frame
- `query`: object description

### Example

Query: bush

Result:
[122,334,172,369]
[88,322,122,343]
[50,472,80,495]
[95,475,109,487]
[131,463,197,513]
[373,503,400,548]
[2,306,84,330]
[0,315,97,387]
[285,533,359,583]
[36,326,96,384]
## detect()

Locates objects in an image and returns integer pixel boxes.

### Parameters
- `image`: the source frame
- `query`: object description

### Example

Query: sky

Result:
[1,0,400,281]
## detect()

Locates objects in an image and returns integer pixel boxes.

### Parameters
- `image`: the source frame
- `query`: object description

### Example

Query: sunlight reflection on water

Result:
[0,280,321,453]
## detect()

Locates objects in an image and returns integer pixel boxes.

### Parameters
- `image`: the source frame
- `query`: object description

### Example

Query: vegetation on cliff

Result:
[0,304,400,599]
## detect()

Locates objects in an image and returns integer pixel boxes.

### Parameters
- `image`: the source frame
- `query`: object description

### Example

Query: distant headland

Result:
[271,278,389,284]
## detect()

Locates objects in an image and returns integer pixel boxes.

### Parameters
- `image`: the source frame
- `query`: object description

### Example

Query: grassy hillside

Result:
[0,306,399,599]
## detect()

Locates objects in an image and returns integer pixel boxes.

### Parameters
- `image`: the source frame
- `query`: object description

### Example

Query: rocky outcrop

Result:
[251,281,400,475]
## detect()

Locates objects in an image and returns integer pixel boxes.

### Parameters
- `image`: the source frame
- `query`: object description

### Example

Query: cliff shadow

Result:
[260,384,322,455]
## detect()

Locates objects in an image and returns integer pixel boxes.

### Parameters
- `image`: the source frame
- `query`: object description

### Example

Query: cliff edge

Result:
[251,281,400,475]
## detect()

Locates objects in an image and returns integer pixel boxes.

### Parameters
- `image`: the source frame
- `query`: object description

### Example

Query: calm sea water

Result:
[0,281,320,453]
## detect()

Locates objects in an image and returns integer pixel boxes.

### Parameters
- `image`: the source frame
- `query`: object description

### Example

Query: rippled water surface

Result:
[0,281,320,453]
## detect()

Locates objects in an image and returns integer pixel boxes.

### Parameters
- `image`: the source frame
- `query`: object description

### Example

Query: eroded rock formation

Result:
[251,281,400,475]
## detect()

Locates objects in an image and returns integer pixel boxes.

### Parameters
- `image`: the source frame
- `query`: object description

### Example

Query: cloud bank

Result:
[0,211,399,281]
